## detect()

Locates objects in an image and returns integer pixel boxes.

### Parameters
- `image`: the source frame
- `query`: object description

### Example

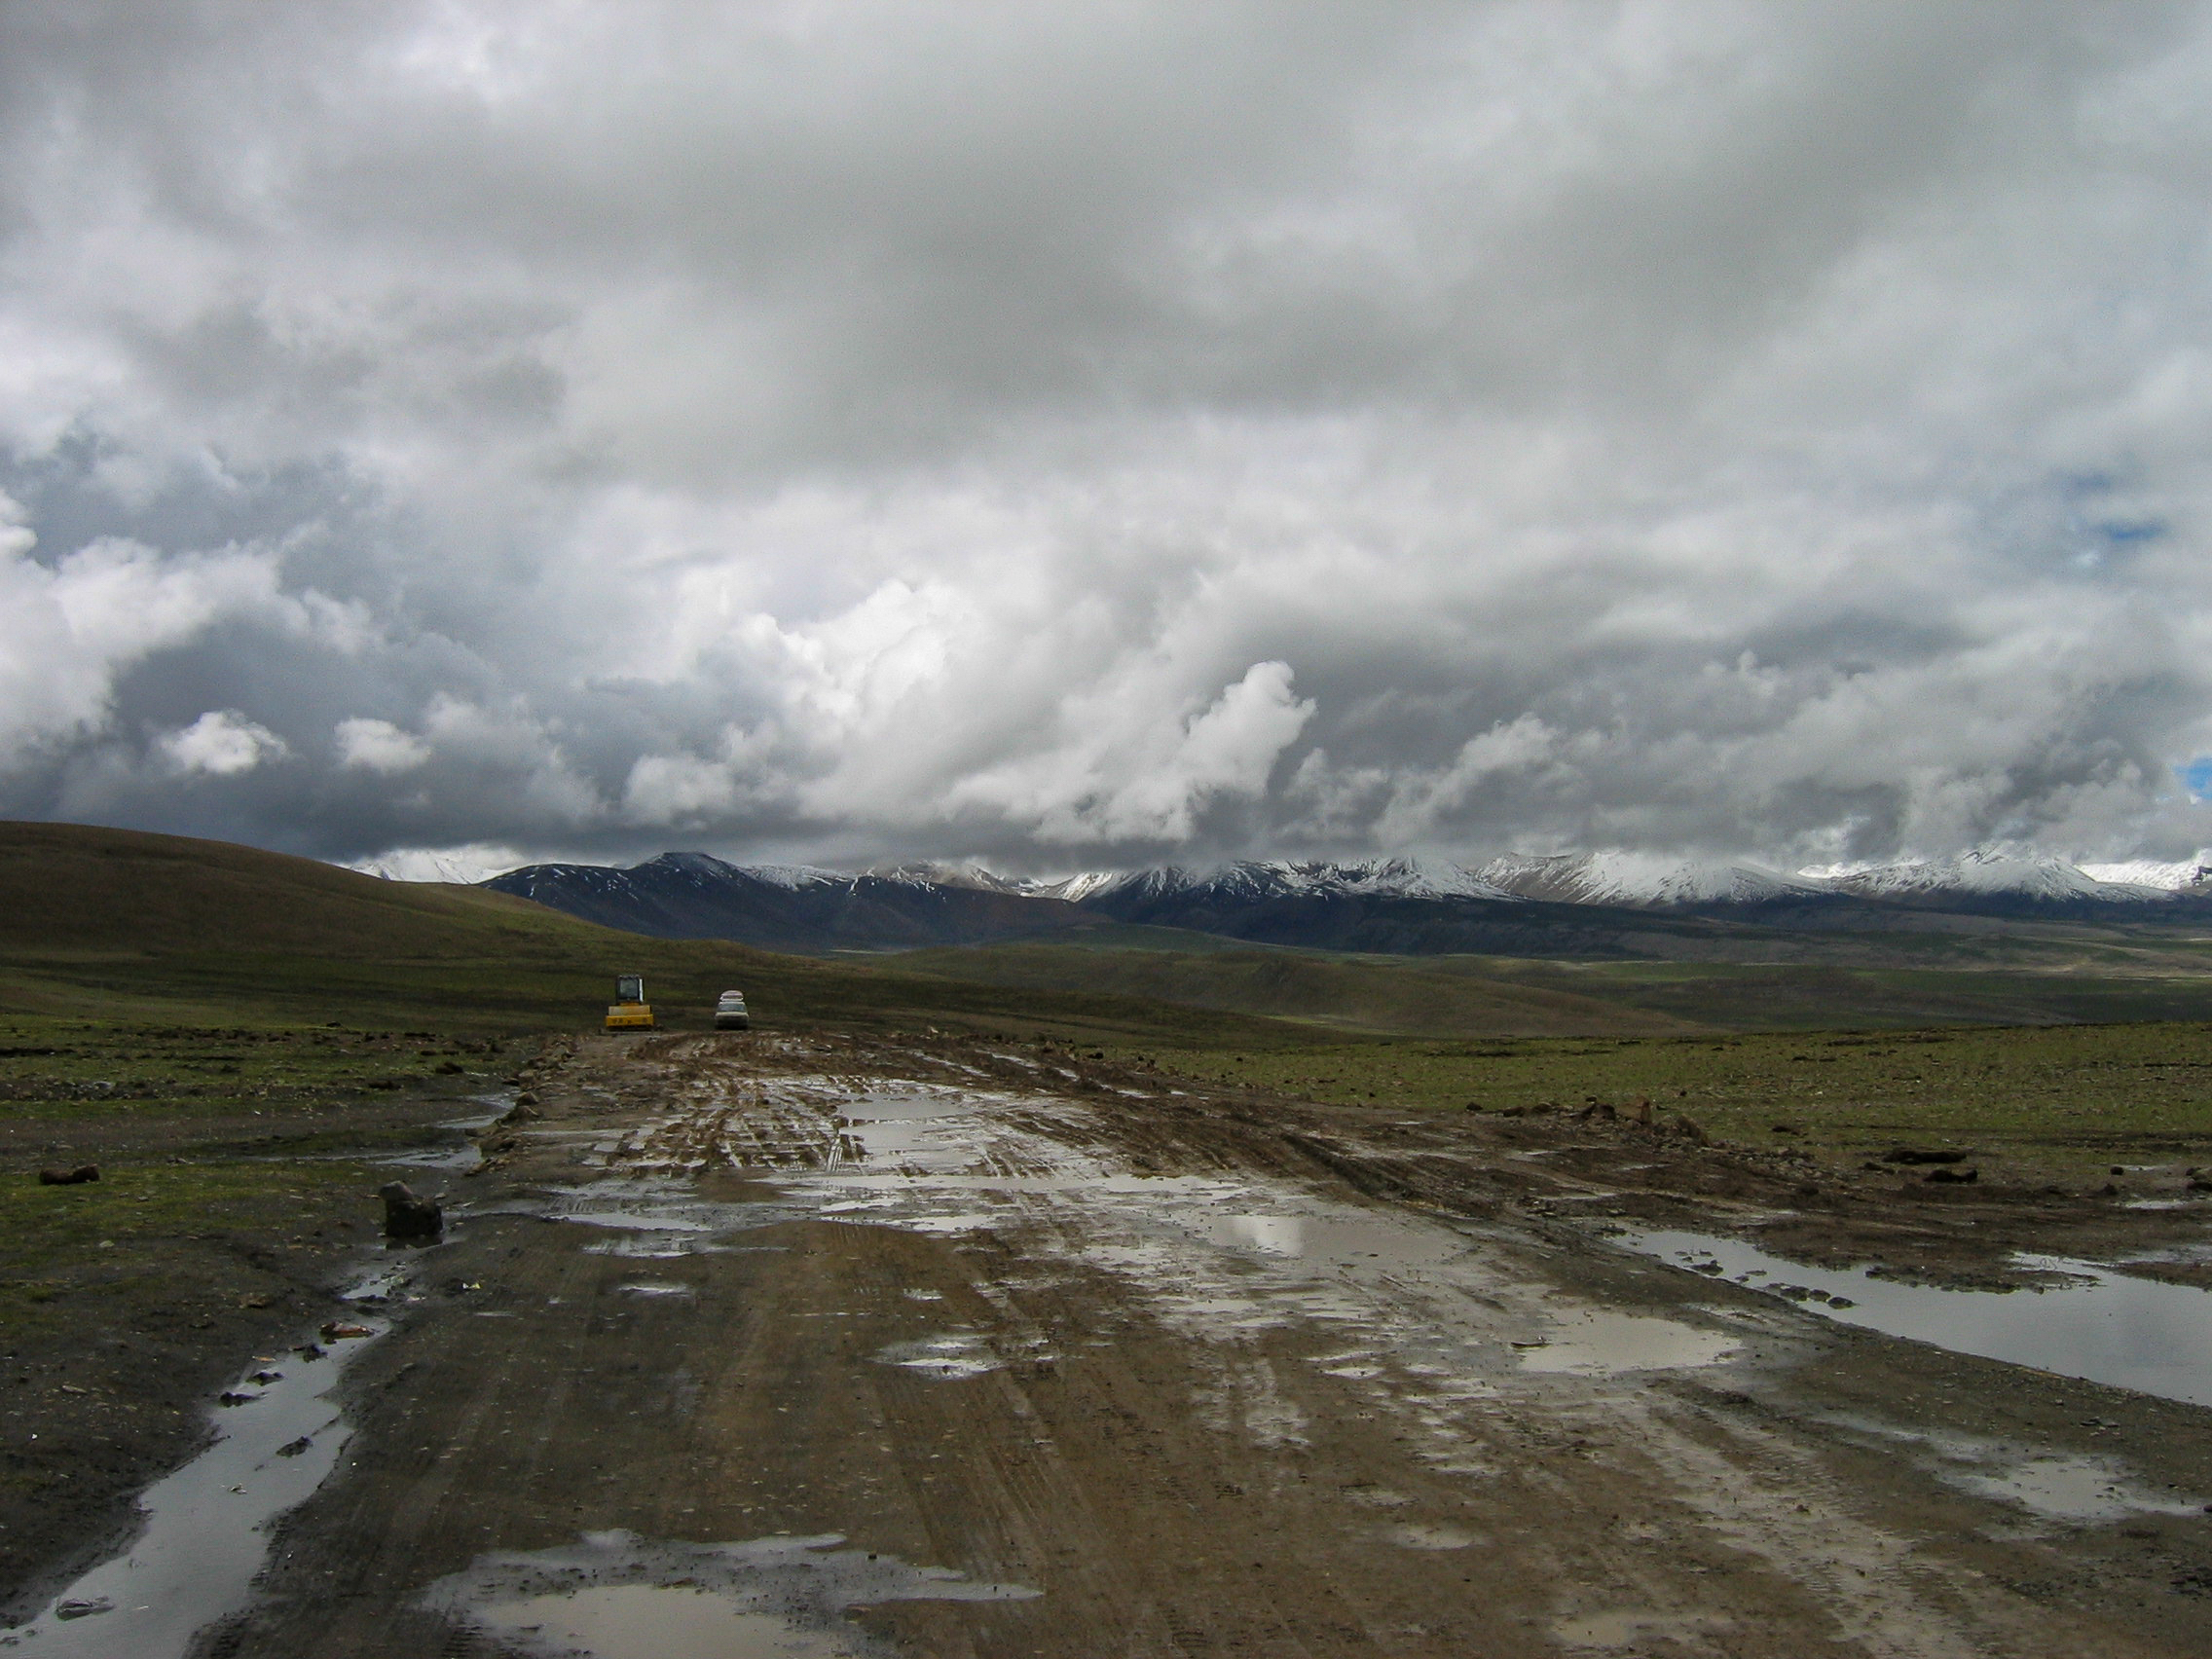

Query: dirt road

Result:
[42,1030,2212,1656]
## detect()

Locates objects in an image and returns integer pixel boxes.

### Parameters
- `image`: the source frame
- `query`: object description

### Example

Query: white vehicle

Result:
[713,989,750,1030]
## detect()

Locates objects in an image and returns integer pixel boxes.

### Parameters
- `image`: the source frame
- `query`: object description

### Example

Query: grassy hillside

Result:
[0,822,1319,1048]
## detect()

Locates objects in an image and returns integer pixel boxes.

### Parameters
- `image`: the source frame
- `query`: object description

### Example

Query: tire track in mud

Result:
[202,1033,2212,1657]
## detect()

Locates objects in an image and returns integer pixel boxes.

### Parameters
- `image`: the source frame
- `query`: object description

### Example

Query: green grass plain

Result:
[1099,1021,2212,1185]
[900,919,2212,1039]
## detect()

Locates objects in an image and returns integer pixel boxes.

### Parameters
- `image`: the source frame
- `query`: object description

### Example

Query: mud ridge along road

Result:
[34,1030,2212,1657]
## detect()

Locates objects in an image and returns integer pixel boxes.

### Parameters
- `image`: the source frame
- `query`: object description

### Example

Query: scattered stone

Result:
[1669,1114,1709,1145]
[1881,1147,1965,1165]
[1770,1123,1802,1135]
[240,1292,273,1309]
[498,1097,541,1124]
[1924,1166,1978,1185]
[250,1370,282,1384]
[379,1180,443,1240]
[294,1343,325,1361]
[275,1436,313,1457]
[54,1598,110,1621]
[319,1321,373,1342]
[37,1165,99,1186]
[217,1391,259,1407]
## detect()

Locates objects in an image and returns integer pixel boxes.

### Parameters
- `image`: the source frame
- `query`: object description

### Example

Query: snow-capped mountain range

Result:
[1813,851,2172,903]
[1027,857,1516,905]
[351,843,2212,953]
[1022,849,2212,909]
[374,845,2212,908]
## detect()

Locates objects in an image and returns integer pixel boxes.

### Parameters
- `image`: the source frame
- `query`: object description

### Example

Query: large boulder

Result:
[378,1180,444,1239]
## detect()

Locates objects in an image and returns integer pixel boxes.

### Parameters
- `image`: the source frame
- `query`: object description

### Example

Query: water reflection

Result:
[1625,1229,2212,1407]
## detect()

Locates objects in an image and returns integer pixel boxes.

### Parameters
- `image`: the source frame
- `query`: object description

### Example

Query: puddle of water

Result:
[1,1276,395,1657]
[1623,1229,2212,1408]
[1554,1608,1727,1649]
[420,1529,1038,1659]
[512,1182,799,1258]
[901,1212,1001,1236]
[1385,1522,1477,1550]
[616,1281,694,1299]
[478,1586,860,1659]
[1950,1455,2203,1522]
[1828,1418,2204,1523]
[470,1586,865,1659]
[813,1088,1015,1172]
[1197,1212,1469,1273]
[872,1334,1002,1381]
[379,1106,508,1173]
[1516,1309,1740,1376]
[586,1236,717,1259]
[1342,1485,1412,1508]
[1205,1214,1308,1256]
[339,1264,413,1305]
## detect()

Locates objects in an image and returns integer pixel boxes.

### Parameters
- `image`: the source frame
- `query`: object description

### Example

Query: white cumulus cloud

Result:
[158,711,289,777]
[334,718,430,775]
[0,3,2210,869]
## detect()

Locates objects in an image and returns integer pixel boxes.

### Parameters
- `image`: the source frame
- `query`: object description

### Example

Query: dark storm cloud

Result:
[2,1,2211,876]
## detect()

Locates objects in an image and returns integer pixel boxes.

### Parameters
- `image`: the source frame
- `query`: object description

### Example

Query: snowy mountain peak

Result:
[865,862,1044,895]
[1286,856,1515,900]
[1029,869,1128,903]
[642,853,853,891]
[1045,858,1516,904]
[732,863,851,891]
[347,846,526,886]
[1818,851,2167,903]
[1477,852,1821,907]
[2078,858,2212,893]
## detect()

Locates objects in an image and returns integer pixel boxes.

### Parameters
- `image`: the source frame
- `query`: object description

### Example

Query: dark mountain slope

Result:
[486,853,1086,951]
[1074,882,1772,958]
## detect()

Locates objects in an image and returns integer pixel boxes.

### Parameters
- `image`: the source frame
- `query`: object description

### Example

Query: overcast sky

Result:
[4,1,2212,875]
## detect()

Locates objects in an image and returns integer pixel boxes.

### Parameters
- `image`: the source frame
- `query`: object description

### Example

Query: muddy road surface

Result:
[35,1031,2212,1657]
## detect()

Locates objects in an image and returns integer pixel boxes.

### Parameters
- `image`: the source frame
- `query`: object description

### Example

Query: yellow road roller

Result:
[605,973,656,1031]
